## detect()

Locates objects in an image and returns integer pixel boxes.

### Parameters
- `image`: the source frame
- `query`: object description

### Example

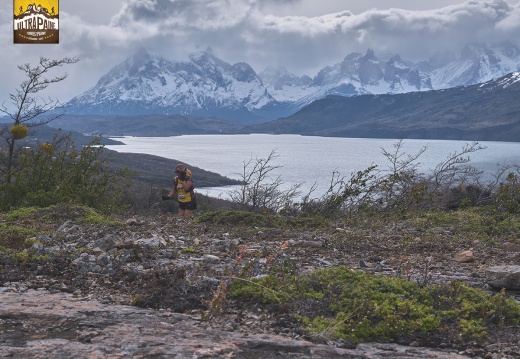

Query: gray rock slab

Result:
[485,265,520,290]
[0,288,468,358]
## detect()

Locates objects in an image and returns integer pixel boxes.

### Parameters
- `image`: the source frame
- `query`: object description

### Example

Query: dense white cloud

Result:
[1,0,520,103]
[106,0,520,67]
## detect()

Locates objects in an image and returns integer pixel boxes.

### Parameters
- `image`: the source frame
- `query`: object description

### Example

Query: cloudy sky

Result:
[1,0,520,106]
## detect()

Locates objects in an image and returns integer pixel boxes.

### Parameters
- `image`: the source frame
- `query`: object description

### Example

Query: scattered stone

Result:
[316,258,332,266]
[94,234,120,250]
[133,235,167,248]
[1,213,517,358]
[36,234,53,242]
[203,254,221,263]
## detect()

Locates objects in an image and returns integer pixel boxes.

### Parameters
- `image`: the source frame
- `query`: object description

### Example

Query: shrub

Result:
[229,150,301,213]
[495,172,520,213]
[0,133,131,213]
[230,267,520,344]
[41,142,54,154]
[446,184,490,210]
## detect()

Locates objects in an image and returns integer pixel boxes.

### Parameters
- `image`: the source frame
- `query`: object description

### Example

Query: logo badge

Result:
[14,1,59,44]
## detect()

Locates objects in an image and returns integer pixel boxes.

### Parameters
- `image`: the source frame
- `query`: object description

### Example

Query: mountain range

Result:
[64,41,520,125]
[241,72,520,141]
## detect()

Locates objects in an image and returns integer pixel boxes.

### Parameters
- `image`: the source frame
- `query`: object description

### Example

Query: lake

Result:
[105,134,520,199]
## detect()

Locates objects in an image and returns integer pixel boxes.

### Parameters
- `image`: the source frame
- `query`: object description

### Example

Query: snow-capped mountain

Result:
[428,42,520,89]
[66,47,284,123]
[65,41,520,124]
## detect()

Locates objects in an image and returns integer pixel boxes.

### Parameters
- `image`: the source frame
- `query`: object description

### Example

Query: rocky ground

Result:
[1,209,520,358]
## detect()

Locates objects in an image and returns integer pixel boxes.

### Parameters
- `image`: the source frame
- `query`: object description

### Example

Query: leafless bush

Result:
[229,150,301,212]
[300,140,496,217]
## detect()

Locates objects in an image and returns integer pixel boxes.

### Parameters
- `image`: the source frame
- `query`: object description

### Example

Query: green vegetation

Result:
[181,247,198,254]
[195,144,520,347]
[1,203,122,227]
[0,133,131,213]
[230,267,520,344]
[195,209,326,229]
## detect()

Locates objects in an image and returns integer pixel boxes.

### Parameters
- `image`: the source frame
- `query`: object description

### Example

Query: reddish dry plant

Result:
[202,240,291,320]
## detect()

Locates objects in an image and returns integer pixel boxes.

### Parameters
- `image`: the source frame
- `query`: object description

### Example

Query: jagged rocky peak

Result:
[230,62,258,83]
[258,66,284,84]
[340,52,364,74]
[65,41,520,122]
[129,46,152,66]
[384,55,422,90]
[311,65,337,86]
[384,54,405,80]
[189,50,225,68]
[359,48,384,85]
[96,47,159,86]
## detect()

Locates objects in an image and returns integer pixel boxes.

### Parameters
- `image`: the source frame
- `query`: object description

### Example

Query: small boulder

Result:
[503,242,520,252]
[126,218,138,226]
[454,249,474,263]
[485,265,520,290]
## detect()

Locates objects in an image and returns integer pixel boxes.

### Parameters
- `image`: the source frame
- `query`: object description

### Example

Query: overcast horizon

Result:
[2,0,520,107]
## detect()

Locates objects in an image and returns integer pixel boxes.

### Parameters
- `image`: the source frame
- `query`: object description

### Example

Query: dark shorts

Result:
[179,201,196,211]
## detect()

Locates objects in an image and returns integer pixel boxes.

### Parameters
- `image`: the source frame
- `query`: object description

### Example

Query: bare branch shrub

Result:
[376,140,428,211]
[301,140,491,217]
[229,150,301,212]
[311,166,379,217]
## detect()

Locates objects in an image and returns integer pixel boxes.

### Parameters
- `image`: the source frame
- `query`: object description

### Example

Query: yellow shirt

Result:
[176,180,192,202]
[175,169,193,202]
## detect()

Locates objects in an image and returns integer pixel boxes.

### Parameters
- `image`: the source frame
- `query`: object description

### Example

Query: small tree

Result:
[0,56,79,184]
